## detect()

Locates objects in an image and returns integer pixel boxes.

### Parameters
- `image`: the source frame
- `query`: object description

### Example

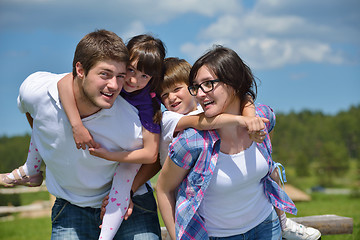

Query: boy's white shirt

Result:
[17,72,147,207]
[159,105,203,166]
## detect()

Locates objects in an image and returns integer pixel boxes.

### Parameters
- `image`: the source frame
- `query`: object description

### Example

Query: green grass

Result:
[0,193,358,239]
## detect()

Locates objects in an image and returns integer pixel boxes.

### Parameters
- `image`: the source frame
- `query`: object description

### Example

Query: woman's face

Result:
[193,65,239,117]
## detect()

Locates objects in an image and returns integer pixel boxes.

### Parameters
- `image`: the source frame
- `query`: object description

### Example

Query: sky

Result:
[0,0,359,137]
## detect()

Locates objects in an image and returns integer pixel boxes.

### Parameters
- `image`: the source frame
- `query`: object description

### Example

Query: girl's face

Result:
[161,83,198,115]
[123,60,152,93]
[193,65,239,117]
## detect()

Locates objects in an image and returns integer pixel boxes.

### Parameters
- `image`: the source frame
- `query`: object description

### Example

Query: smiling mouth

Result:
[125,82,136,88]
[203,100,214,107]
[171,102,181,108]
[101,92,114,97]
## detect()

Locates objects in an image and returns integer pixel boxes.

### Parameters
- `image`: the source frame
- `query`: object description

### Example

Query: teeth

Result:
[203,100,213,106]
[102,92,113,97]
[171,102,180,108]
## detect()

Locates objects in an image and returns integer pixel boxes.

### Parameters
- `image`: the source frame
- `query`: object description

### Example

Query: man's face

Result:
[160,83,197,115]
[80,59,127,111]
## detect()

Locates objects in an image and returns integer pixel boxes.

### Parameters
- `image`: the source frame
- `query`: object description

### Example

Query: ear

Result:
[75,62,85,79]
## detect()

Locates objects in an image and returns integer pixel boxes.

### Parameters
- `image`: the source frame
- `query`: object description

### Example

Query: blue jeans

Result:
[209,209,281,240]
[51,185,161,240]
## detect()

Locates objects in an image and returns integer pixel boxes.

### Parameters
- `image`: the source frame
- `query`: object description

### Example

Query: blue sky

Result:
[0,0,359,136]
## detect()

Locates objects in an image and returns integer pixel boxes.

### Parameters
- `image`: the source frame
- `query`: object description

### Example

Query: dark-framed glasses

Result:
[188,79,220,96]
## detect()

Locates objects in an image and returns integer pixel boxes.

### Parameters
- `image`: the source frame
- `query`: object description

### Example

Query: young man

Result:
[16,30,161,239]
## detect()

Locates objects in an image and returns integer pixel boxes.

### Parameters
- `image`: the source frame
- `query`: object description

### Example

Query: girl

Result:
[156,46,299,240]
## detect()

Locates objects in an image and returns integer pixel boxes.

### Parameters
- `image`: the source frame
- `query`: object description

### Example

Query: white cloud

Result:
[121,21,146,43]
[180,0,359,69]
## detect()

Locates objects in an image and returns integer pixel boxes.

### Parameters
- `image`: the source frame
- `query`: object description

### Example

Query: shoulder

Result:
[170,128,219,159]
[169,128,219,169]
[18,72,65,106]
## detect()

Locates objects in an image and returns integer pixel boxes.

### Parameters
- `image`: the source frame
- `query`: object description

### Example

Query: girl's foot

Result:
[0,166,43,187]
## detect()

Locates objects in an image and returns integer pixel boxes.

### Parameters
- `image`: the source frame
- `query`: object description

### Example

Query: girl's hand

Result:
[72,124,100,150]
[89,147,110,159]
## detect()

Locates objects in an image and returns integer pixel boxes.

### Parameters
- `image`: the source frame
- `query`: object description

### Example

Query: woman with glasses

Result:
[156,45,298,240]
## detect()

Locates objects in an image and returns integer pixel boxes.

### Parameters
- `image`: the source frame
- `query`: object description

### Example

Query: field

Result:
[0,191,359,240]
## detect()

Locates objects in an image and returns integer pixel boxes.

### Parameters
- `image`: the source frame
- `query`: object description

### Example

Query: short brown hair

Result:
[161,57,192,93]
[72,29,129,77]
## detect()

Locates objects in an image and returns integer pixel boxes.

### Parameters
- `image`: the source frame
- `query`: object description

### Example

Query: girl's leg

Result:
[99,162,140,240]
[0,134,43,187]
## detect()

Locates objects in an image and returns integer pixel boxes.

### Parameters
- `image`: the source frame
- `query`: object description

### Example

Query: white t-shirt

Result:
[17,72,145,208]
[159,105,203,166]
[198,142,273,237]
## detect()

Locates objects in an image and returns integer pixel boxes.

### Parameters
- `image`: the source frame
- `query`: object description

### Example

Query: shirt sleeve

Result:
[168,128,203,170]
[255,103,276,133]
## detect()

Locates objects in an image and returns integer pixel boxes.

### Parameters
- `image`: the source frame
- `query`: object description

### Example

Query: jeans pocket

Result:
[51,198,69,224]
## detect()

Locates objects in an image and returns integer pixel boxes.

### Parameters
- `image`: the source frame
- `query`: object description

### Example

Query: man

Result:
[17,29,161,239]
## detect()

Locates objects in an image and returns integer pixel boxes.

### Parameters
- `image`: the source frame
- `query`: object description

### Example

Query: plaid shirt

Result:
[169,104,297,240]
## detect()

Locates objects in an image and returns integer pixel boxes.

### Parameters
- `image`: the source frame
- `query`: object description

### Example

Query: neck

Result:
[217,97,252,154]
[73,77,101,118]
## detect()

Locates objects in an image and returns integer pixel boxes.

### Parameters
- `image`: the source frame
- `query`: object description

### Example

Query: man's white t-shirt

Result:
[159,105,203,166]
[17,72,145,208]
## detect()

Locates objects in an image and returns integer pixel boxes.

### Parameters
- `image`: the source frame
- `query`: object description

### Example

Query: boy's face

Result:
[161,83,198,115]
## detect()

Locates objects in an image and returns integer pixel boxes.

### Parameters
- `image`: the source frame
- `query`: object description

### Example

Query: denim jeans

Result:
[51,185,161,240]
[209,209,281,240]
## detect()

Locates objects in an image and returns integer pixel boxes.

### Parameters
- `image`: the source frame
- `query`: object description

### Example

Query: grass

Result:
[0,193,359,239]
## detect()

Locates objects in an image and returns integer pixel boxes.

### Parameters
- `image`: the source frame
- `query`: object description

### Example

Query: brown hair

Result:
[161,57,192,94]
[72,29,129,77]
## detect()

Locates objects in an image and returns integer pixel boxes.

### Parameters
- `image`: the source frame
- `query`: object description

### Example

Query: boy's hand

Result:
[242,116,269,132]
[72,124,101,150]
[249,130,267,143]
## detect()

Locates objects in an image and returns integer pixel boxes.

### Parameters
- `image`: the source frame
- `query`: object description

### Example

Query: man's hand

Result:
[99,194,134,228]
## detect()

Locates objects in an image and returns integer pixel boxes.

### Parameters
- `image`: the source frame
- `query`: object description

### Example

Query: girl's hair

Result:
[126,34,166,124]
[189,45,257,113]
[161,57,192,93]
[72,29,129,77]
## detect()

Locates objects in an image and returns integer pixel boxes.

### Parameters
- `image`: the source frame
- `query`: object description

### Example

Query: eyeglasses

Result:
[188,79,220,96]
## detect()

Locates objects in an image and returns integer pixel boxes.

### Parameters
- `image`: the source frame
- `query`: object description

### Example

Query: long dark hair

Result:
[189,45,257,113]
[126,34,166,124]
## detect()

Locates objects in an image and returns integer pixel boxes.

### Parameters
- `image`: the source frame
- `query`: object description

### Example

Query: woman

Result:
[156,45,297,240]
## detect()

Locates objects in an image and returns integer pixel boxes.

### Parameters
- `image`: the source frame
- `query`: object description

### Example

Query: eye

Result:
[174,87,182,92]
[100,72,109,77]
[202,81,212,88]
[161,93,169,100]
[117,74,126,79]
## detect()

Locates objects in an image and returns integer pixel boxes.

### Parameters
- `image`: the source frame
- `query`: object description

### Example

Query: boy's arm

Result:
[174,113,268,134]
[57,73,99,149]
[89,127,160,164]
